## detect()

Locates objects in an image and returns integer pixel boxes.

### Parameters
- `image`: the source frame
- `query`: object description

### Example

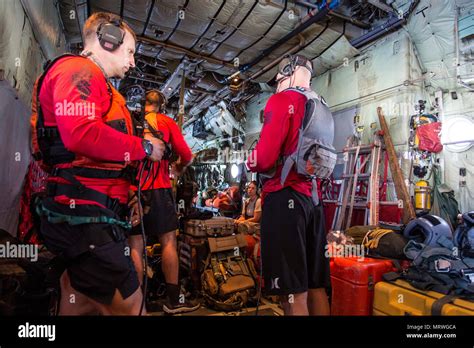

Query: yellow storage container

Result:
[373,279,474,316]
[414,180,431,210]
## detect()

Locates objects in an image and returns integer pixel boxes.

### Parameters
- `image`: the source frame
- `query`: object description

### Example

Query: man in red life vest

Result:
[32,12,165,315]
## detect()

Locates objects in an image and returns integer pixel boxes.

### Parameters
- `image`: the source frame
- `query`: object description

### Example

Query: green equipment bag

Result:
[201,234,258,311]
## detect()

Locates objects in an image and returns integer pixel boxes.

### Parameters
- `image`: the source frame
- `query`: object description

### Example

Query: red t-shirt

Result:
[38,56,146,206]
[140,112,193,190]
[247,89,313,202]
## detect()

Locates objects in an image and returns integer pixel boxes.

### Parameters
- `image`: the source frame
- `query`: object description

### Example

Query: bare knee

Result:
[97,288,145,316]
[308,288,330,316]
[160,231,177,249]
[59,271,99,315]
[279,292,309,316]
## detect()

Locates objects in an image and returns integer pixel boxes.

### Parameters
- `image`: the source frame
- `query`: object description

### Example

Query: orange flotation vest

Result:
[31,54,136,176]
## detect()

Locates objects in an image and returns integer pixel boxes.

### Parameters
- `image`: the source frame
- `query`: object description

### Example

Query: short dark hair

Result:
[146,90,166,112]
[83,12,136,45]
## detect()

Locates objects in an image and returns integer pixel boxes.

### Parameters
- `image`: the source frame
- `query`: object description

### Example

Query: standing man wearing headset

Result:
[129,89,199,314]
[32,12,165,315]
[247,55,331,315]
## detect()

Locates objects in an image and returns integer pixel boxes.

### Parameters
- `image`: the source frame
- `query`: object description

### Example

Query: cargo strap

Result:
[431,294,460,316]
[36,202,131,230]
[382,271,401,282]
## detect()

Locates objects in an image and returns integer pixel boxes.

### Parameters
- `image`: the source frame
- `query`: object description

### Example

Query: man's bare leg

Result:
[94,287,146,316]
[60,270,146,316]
[58,271,99,315]
[279,292,309,316]
[308,288,330,316]
[160,231,178,285]
[128,235,144,285]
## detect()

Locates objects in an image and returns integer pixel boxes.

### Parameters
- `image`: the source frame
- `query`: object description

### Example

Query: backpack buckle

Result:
[461,269,474,283]
[37,128,46,138]
[435,259,451,273]
[51,167,60,177]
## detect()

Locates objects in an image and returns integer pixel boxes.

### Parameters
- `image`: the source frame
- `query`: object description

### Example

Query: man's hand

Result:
[144,134,165,162]
[170,161,187,177]
[128,191,143,227]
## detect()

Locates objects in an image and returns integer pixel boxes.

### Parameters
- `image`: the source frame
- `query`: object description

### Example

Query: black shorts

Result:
[40,201,139,305]
[134,188,178,240]
[260,187,331,296]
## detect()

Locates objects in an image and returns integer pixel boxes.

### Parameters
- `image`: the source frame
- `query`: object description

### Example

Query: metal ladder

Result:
[332,134,383,231]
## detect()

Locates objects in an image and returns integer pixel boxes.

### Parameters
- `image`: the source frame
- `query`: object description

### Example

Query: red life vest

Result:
[31,54,137,175]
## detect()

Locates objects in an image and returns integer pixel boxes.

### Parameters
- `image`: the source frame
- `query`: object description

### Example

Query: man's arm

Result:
[168,118,193,173]
[51,60,145,162]
[246,93,291,172]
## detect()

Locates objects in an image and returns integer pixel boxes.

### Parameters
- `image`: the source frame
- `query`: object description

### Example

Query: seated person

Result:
[205,186,241,215]
[204,187,218,207]
[236,181,261,224]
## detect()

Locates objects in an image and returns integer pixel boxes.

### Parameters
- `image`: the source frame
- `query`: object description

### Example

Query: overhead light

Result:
[229,72,243,92]
[167,87,172,91]
[441,116,474,152]
[231,164,239,179]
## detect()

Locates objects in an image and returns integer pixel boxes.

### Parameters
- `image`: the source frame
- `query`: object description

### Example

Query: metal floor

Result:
[148,298,283,316]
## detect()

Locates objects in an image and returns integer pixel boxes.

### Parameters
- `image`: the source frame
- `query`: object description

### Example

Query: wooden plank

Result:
[377,107,416,223]
[369,135,382,225]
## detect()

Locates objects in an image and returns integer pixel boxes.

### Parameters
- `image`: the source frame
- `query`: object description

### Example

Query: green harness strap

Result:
[36,202,131,230]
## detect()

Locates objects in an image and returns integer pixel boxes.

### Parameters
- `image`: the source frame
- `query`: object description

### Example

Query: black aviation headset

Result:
[276,54,314,83]
[96,19,126,51]
[145,89,168,113]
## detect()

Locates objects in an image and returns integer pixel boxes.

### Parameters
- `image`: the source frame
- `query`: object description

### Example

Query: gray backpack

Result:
[280,87,337,204]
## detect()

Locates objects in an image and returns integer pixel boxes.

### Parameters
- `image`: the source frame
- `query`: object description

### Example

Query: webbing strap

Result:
[363,228,394,249]
[311,177,319,206]
[49,168,124,212]
[431,294,459,316]
[36,203,131,230]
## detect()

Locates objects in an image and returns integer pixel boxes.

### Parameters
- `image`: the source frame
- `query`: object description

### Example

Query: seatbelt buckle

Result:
[435,259,451,273]
[51,167,60,177]
[37,128,46,138]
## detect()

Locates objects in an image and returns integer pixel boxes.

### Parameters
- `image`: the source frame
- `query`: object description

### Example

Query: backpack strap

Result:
[280,155,296,188]
[279,88,333,205]
[382,271,402,282]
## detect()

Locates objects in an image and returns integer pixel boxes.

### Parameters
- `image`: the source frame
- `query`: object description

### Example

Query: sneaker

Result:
[162,298,201,314]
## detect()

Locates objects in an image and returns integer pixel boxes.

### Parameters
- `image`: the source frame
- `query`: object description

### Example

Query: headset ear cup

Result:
[97,22,124,52]
[278,57,292,77]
